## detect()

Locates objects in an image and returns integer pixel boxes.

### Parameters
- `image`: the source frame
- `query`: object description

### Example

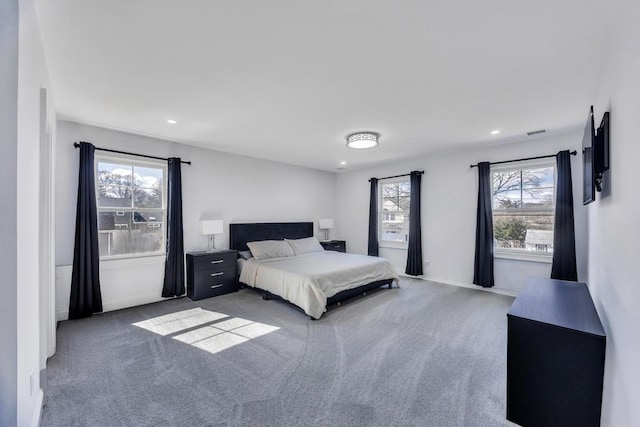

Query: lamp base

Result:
[207,235,217,252]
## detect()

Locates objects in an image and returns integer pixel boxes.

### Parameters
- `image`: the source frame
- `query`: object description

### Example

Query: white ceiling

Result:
[35,0,607,172]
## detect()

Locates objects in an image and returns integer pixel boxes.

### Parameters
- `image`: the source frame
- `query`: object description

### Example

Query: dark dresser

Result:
[320,240,346,253]
[186,250,238,301]
[507,277,606,427]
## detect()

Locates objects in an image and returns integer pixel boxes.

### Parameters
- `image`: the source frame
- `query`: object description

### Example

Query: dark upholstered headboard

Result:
[229,222,314,251]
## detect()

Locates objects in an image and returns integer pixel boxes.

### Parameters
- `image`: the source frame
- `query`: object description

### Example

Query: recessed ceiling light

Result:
[491,130,500,135]
[340,161,347,165]
[167,119,177,124]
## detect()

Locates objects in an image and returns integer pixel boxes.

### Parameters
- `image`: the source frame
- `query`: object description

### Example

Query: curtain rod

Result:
[73,142,191,165]
[469,150,577,169]
[368,170,424,182]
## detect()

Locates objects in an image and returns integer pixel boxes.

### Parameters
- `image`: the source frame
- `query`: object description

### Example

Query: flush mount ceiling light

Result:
[491,130,500,135]
[346,132,379,149]
[167,119,177,124]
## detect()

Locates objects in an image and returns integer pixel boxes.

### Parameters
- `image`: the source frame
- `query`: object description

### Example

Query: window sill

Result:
[99,254,166,269]
[379,243,408,250]
[494,250,552,264]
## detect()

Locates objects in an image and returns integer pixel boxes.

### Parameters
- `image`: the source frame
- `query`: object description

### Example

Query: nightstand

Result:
[186,250,238,301]
[320,240,346,253]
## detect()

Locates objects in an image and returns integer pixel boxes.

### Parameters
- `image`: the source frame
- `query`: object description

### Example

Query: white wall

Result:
[55,120,337,319]
[0,1,19,425]
[335,132,587,294]
[13,0,56,425]
[589,0,640,424]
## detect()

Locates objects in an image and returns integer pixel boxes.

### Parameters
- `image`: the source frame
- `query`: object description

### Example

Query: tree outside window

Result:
[96,158,166,258]
[380,179,410,244]
[492,164,555,255]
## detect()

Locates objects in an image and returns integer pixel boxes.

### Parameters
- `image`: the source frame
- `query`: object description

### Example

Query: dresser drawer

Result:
[192,251,236,271]
[320,240,346,253]
[189,268,237,300]
[192,265,235,287]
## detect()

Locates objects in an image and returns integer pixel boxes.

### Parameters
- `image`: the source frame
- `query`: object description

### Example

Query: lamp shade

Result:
[201,219,223,235]
[318,218,334,229]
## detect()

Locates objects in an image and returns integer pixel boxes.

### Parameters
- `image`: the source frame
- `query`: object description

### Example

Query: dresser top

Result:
[508,277,605,337]
[187,249,236,256]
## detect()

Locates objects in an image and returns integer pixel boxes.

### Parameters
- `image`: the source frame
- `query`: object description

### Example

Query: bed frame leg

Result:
[262,293,270,300]
[388,283,393,289]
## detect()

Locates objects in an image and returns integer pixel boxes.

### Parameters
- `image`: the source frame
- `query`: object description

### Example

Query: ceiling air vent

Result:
[527,129,547,136]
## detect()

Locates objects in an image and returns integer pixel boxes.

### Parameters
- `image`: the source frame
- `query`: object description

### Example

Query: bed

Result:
[230,222,399,319]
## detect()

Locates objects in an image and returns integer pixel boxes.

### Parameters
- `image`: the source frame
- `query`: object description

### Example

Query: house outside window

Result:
[95,156,167,259]
[492,160,555,260]
[380,178,410,246]
[382,210,396,221]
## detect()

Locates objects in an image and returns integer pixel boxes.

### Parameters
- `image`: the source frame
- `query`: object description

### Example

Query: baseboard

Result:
[396,269,517,297]
[56,293,169,321]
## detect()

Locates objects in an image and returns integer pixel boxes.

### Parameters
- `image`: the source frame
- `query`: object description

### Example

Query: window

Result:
[380,178,410,245]
[492,161,555,259]
[96,157,166,259]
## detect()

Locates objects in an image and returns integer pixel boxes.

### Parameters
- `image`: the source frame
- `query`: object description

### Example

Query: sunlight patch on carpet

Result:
[132,308,228,336]
[133,308,280,354]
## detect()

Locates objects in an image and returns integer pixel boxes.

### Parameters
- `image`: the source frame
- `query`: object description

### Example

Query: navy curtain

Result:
[69,142,103,319]
[162,158,185,297]
[367,178,379,256]
[551,150,578,281]
[405,171,423,275]
[473,162,494,288]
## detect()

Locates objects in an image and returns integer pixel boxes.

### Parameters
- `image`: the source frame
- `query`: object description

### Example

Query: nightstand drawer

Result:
[192,265,236,287]
[192,252,236,271]
[320,240,346,253]
[189,269,237,300]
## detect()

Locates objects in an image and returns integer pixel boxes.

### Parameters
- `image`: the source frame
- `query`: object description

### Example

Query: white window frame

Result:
[378,177,410,249]
[491,158,555,263]
[95,154,168,261]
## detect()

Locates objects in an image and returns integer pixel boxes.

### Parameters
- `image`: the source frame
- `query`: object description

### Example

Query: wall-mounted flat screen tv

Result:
[582,106,596,205]
[596,112,610,176]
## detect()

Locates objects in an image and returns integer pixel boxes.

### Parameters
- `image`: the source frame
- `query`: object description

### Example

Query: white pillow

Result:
[286,237,325,256]
[238,250,253,260]
[246,240,295,260]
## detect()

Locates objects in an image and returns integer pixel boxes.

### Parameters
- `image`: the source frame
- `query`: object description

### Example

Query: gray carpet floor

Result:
[42,278,516,427]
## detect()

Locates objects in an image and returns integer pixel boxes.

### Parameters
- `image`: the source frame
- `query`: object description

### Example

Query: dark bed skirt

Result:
[239,279,395,319]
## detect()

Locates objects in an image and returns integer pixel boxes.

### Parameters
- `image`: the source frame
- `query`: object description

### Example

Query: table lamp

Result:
[201,219,223,251]
[318,218,334,241]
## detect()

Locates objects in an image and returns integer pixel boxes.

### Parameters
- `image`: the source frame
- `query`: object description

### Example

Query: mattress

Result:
[239,251,399,319]
[237,257,248,276]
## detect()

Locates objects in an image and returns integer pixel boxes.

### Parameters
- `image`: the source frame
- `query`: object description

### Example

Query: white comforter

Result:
[239,251,399,319]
